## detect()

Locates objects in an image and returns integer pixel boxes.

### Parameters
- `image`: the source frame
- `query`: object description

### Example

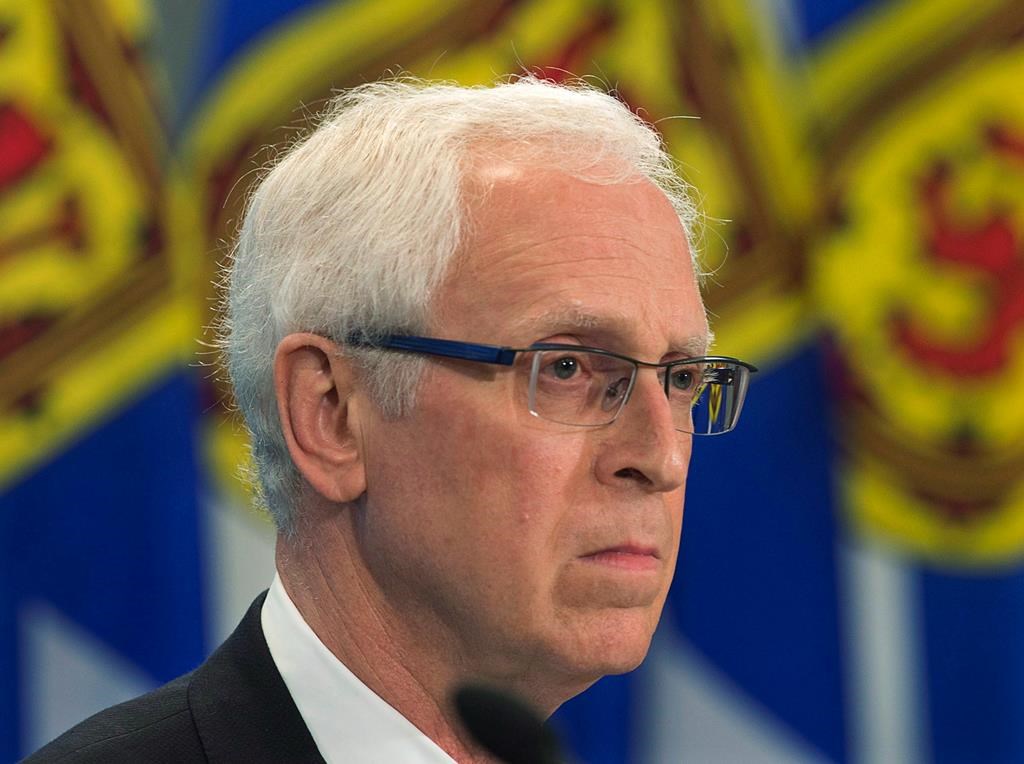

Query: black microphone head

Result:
[453,683,563,764]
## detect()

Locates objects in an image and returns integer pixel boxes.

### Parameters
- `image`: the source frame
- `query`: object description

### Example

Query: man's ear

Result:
[273,333,367,504]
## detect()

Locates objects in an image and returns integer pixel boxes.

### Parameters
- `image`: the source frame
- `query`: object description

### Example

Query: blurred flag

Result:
[0,1,204,761]
[3,0,1024,762]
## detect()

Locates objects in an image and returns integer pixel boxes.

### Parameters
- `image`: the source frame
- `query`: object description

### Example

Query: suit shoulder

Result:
[22,672,206,763]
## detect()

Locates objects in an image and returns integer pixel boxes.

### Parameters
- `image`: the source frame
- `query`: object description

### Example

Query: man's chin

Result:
[482,614,657,715]
[593,636,655,676]
[553,608,660,679]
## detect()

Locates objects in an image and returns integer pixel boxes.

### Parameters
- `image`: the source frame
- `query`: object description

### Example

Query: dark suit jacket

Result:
[23,593,326,763]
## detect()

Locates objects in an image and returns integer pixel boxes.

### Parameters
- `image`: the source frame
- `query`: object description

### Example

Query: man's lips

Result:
[580,545,661,571]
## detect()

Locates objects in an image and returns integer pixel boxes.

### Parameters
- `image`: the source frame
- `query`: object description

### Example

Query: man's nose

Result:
[594,372,690,493]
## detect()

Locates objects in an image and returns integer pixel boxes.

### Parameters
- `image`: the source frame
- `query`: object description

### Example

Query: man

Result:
[27,77,755,762]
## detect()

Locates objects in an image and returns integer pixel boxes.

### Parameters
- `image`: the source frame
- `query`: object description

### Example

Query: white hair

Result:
[222,76,701,534]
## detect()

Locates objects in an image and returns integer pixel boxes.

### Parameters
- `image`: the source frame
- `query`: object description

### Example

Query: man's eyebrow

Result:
[512,307,630,338]
[677,334,712,358]
[524,307,620,331]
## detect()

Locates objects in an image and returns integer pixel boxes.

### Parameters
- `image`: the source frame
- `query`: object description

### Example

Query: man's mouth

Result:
[581,545,660,571]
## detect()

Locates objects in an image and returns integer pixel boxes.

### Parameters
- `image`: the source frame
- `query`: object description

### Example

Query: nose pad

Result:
[597,371,688,493]
[625,371,678,435]
[603,375,634,413]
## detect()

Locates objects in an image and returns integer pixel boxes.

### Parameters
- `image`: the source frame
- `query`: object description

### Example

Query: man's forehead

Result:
[439,154,707,354]
[463,151,661,228]
[512,305,711,356]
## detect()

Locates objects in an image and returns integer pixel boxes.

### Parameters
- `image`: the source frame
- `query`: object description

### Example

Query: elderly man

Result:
[28,78,754,762]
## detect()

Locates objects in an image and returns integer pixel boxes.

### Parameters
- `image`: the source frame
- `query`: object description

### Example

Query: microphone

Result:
[453,683,564,764]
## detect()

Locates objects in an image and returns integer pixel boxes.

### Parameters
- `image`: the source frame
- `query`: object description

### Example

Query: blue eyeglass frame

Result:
[346,333,759,433]
[345,333,759,382]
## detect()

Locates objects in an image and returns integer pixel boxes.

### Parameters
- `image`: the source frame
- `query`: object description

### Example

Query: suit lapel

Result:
[188,593,326,763]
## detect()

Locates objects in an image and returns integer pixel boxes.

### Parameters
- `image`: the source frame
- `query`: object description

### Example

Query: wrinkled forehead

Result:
[434,157,708,354]
[458,149,688,258]
[513,305,712,357]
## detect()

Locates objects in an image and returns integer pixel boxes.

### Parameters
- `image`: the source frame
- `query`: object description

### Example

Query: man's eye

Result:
[670,368,695,390]
[552,356,579,380]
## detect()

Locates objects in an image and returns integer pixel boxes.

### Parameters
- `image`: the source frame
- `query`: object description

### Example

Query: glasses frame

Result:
[345,333,759,435]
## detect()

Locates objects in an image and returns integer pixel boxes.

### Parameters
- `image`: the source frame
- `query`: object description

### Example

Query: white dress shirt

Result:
[261,574,456,763]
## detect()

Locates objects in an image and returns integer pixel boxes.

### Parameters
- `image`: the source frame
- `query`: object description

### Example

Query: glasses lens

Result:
[529,349,635,426]
[669,361,750,435]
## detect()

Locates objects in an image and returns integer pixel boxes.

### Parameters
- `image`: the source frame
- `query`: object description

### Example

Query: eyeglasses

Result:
[346,334,758,435]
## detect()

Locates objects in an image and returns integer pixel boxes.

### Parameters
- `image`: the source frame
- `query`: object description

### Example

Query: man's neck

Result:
[275,512,503,763]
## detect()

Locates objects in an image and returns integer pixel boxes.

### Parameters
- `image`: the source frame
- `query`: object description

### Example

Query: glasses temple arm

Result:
[346,334,518,366]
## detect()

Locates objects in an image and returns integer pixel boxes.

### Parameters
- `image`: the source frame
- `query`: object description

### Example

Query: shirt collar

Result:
[261,574,456,764]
